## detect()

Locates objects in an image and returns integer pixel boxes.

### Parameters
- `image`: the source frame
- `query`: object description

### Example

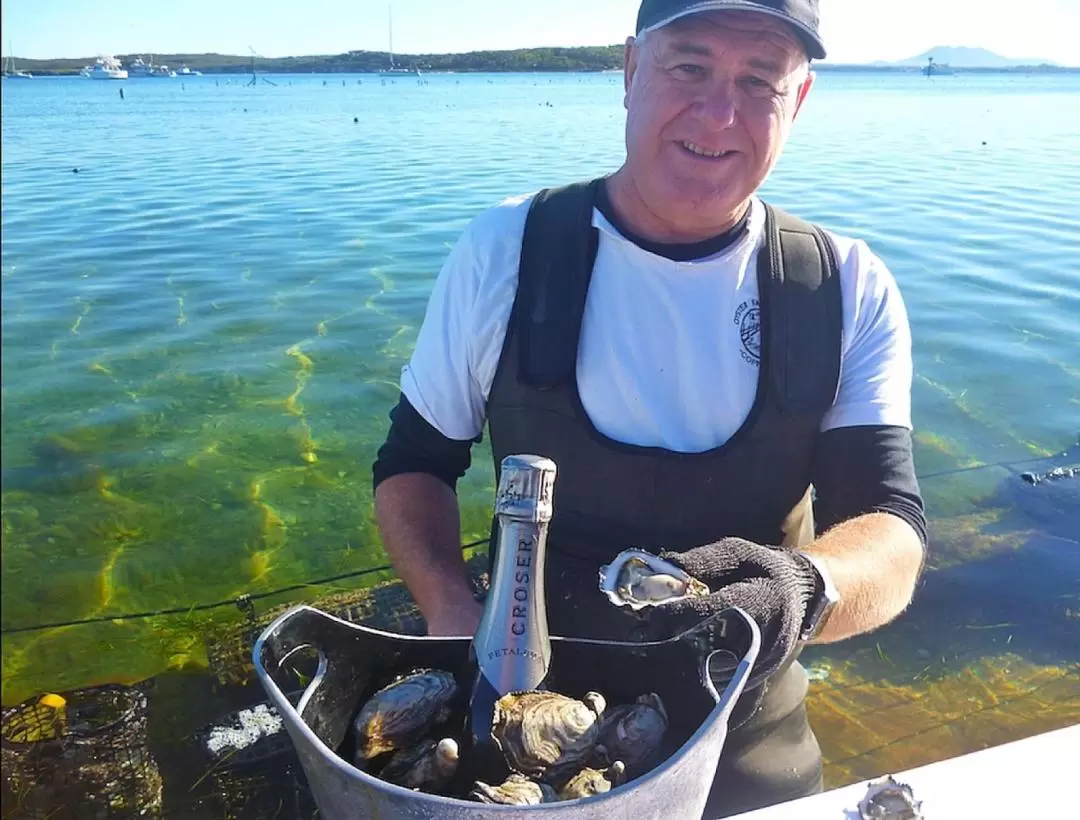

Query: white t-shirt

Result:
[400,192,913,453]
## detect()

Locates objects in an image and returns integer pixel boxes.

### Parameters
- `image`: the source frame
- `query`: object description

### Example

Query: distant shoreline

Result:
[9,46,1078,77]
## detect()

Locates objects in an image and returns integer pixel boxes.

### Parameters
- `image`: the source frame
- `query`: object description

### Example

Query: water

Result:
[2,70,1078,810]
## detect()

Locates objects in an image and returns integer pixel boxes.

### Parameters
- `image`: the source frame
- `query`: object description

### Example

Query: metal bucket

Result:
[253,603,760,820]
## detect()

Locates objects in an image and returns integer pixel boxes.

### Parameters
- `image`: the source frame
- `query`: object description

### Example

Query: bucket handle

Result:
[274,643,329,716]
[702,606,760,713]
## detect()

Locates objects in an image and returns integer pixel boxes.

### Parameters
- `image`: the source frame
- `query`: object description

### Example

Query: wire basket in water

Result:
[1,684,163,820]
[190,698,317,820]
[205,552,491,687]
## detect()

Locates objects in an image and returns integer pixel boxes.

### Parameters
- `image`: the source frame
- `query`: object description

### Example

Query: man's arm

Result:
[804,424,928,644]
[372,394,483,636]
[375,473,483,636]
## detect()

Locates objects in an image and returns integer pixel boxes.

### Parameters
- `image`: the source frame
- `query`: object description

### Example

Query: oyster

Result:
[599,549,709,611]
[559,760,626,801]
[594,692,668,772]
[470,773,558,805]
[351,668,458,763]
[378,737,459,792]
[857,775,924,820]
[491,690,606,779]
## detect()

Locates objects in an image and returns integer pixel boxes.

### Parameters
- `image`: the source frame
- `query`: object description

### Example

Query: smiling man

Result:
[372,1,927,816]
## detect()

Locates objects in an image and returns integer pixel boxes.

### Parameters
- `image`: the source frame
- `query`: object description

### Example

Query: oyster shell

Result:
[558,760,626,801]
[378,737,459,792]
[351,668,458,763]
[594,692,668,772]
[491,690,605,779]
[470,773,558,805]
[598,549,709,611]
[857,775,924,820]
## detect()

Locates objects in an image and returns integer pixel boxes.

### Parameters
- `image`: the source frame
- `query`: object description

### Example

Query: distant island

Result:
[882,46,1060,69]
[10,44,1076,77]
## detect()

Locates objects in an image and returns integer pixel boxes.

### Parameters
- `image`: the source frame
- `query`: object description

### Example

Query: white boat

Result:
[126,56,176,77]
[3,40,33,78]
[176,64,202,76]
[127,56,153,77]
[731,724,1079,819]
[377,5,420,76]
[82,55,128,79]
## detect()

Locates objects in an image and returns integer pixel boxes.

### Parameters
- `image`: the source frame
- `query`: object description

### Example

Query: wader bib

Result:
[484,178,843,818]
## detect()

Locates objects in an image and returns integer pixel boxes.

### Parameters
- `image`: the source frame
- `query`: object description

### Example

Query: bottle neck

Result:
[472,515,551,695]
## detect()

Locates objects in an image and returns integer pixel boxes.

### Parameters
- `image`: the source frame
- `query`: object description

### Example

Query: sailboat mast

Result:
[388,5,395,70]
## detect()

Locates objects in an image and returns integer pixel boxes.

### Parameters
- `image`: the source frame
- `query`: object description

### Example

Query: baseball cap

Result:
[636,0,827,61]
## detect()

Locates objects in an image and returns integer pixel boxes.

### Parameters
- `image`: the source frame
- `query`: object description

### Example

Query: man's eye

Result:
[743,76,776,92]
[673,64,705,77]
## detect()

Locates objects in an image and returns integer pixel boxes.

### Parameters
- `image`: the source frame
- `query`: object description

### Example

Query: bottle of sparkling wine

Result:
[465,453,557,779]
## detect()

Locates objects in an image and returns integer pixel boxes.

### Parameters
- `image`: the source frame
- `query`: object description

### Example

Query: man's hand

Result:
[654,537,821,687]
[426,597,484,637]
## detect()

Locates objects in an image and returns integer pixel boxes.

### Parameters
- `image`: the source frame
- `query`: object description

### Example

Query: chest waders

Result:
[484,177,843,817]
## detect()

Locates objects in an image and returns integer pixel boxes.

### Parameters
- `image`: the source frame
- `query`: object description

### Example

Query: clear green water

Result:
[2,70,1078,810]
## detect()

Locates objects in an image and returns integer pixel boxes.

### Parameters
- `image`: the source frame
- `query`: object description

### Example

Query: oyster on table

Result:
[857,775,924,820]
[558,760,626,801]
[378,737,460,792]
[599,549,709,610]
[491,690,606,779]
[594,692,668,772]
[470,773,558,805]
[351,668,458,764]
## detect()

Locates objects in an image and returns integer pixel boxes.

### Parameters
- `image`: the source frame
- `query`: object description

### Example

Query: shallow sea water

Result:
[2,69,1078,813]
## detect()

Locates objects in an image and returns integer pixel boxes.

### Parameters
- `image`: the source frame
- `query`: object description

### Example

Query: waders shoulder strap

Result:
[759,203,844,415]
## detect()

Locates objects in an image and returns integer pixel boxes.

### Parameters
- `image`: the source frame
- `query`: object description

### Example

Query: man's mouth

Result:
[679,141,735,159]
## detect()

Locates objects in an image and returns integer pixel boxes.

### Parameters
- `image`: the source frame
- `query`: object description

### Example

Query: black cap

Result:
[635,0,826,61]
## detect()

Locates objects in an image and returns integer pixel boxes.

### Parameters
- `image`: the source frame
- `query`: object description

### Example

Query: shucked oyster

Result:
[378,737,460,792]
[598,549,709,611]
[491,690,606,779]
[857,775,924,820]
[470,773,558,805]
[594,692,668,773]
[352,668,458,763]
[559,761,626,801]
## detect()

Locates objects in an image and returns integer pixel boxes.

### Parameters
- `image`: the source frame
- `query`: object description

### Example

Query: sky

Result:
[4,0,1079,66]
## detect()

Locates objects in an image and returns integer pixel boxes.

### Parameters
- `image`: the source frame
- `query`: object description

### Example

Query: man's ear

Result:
[792,67,816,120]
[624,36,640,109]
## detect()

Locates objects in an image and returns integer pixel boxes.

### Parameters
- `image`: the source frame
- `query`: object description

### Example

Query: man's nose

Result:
[695,81,737,130]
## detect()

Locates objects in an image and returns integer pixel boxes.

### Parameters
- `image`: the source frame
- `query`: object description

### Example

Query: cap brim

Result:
[638,1,827,61]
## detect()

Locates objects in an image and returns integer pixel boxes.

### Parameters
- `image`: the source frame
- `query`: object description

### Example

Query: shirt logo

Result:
[733,299,761,366]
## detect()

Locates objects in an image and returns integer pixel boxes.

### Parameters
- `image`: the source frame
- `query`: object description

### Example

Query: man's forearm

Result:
[803,511,925,643]
[374,472,479,630]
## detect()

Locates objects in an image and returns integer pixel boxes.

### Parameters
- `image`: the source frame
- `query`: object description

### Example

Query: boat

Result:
[3,40,33,78]
[82,56,128,79]
[377,5,420,76]
[127,56,153,77]
[730,724,1078,818]
[176,64,202,77]
[127,56,176,77]
[923,57,956,76]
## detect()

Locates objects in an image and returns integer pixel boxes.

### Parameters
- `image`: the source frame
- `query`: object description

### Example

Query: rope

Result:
[3,445,1074,637]
[0,538,489,636]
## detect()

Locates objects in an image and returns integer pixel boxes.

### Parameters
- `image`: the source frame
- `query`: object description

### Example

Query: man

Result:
[372,0,927,816]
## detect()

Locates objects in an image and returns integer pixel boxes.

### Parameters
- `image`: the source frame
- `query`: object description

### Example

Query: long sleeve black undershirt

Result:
[372,393,928,548]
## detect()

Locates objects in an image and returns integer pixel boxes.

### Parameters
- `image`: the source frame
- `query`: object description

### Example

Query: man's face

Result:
[622,10,815,229]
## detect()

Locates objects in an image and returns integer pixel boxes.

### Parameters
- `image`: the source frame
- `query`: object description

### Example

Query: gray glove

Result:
[656,537,822,687]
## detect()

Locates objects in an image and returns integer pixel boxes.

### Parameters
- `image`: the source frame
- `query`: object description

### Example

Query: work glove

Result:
[654,537,823,690]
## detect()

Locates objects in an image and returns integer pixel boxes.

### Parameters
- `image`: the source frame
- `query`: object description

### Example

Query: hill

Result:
[7,46,625,76]
[890,46,1059,68]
